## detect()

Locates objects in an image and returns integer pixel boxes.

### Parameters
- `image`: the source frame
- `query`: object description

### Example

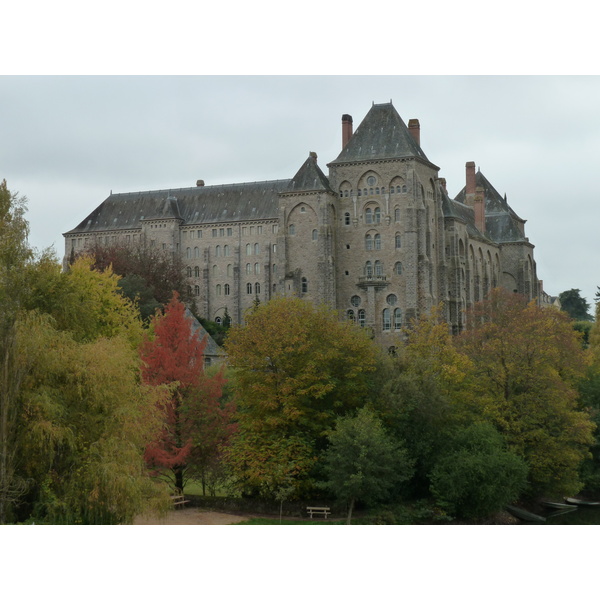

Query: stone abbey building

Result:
[64,102,545,345]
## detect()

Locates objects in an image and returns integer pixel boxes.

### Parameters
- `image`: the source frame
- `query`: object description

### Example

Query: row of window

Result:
[351,294,398,307]
[339,185,408,198]
[343,208,402,226]
[346,308,403,330]
[185,243,278,259]
[183,224,279,240]
[364,233,402,250]
[363,261,403,276]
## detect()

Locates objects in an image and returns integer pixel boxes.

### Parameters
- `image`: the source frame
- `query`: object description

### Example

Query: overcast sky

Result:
[2,75,598,308]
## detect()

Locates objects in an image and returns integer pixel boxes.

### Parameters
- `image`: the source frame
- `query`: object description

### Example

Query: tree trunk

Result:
[346,498,355,525]
[174,467,184,494]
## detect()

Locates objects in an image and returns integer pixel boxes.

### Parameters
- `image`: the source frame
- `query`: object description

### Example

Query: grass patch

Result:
[237,517,372,525]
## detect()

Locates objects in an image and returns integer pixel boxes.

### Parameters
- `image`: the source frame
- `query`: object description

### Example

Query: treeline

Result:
[2,179,600,524]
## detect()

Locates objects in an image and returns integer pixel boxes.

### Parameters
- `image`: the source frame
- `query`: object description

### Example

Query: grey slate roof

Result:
[65,180,291,235]
[285,153,333,194]
[440,186,487,241]
[329,102,436,167]
[185,308,226,360]
[453,171,526,243]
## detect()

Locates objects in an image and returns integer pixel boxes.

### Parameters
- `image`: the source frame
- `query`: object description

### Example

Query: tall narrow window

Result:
[254,263,260,275]
[383,308,391,331]
[312,229,318,241]
[246,263,251,275]
[358,309,366,327]
[365,261,372,276]
[224,245,230,257]
[194,246,200,258]
[374,234,381,250]
[247,282,252,294]
[194,266,200,277]
[186,247,192,259]
[374,260,383,276]
[365,234,373,251]
[395,233,402,249]
[186,267,192,277]
[301,277,308,293]
[374,207,381,223]
[227,264,232,277]
[254,243,260,255]
[395,262,403,275]
[288,224,296,235]
[347,309,355,322]
[394,308,402,330]
[215,245,221,257]
[365,208,373,224]
[255,282,261,295]
[216,284,222,296]
[194,285,200,296]
[246,244,252,255]
[394,207,401,222]
[344,212,351,225]
[224,284,230,296]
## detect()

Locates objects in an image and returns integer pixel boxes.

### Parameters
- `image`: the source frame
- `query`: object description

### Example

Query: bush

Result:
[429,423,528,520]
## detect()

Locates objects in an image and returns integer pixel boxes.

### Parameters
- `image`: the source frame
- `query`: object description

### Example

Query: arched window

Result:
[344,212,351,225]
[194,247,200,258]
[255,282,261,295]
[187,285,192,296]
[186,266,192,277]
[246,263,251,275]
[224,284,230,296]
[288,224,296,235]
[394,308,402,330]
[390,187,395,195]
[394,207,401,222]
[254,263,260,275]
[194,285,200,296]
[215,245,221,257]
[374,207,381,224]
[374,234,381,250]
[383,308,391,331]
[224,245,230,257]
[301,277,308,293]
[216,284,222,296]
[215,316,222,325]
[375,187,380,195]
[273,244,277,253]
[365,234,373,251]
[213,265,217,276]
[358,309,366,327]
[194,266,200,277]
[365,261,372,276]
[246,282,252,294]
[394,261,403,275]
[254,243,260,255]
[246,244,252,255]
[395,233,402,249]
[312,229,318,241]
[347,309,355,322]
[186,247,192,259]
[365,208,373,224]
[402,184,407,193]
[374,260,383,276]
[273,264,277,274]
[227,264,232,277]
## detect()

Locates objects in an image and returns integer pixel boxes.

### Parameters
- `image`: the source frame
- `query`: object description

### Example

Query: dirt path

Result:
[133,507,251,525]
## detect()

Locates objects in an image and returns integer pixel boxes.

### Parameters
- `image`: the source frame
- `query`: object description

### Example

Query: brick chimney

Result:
[196,180,205,187]
[342,114,353,149]
[438,178,447,193]
[408,119,420,146]
[465,161,476,196]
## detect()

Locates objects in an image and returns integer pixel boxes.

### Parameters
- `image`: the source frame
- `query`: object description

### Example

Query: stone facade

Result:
[64,102,544,347]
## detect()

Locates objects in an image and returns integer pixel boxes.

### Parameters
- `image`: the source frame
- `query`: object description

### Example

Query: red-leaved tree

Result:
[140,293,233,493]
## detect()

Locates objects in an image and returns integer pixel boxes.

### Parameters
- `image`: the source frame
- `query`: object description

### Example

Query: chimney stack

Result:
[408,119,420,146]
[342,114,353,149]
[196,180,205,187]
[465,161,476,196]
[474,186,486,233]
[438,177,447,193]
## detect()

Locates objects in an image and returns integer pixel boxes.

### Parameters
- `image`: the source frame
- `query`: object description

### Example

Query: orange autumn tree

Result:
[140,293,232,493]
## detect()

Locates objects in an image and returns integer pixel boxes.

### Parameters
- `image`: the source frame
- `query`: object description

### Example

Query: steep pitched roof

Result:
[329,102,436,167]
[285,153,333,194]
[65,180,289,235]
[185,308,225,360]
[453,170,526,243]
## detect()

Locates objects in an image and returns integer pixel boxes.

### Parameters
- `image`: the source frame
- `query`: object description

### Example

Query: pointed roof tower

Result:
[285,152,333,194]
[328,102,438,169]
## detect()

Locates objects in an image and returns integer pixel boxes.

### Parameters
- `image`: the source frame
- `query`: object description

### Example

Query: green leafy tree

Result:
[224,296,379,498]
[559,288,593,321]
[374,307,476,496]
[429,423,529,520]
[458,289,596,497]
[321,407,414,524]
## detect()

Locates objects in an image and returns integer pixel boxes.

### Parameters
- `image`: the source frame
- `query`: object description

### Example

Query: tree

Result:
[374,307,476,496]
[429,423,529,520]
[83,239,191,318]
[223,296,379,498]
[140,293,229,493]
[457,289,596,497]
[559,288,593,322]
[321,407,414,524]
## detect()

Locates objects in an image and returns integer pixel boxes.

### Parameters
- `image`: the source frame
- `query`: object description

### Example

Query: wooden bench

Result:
[171,494,190,508]
[306,506,331,519]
